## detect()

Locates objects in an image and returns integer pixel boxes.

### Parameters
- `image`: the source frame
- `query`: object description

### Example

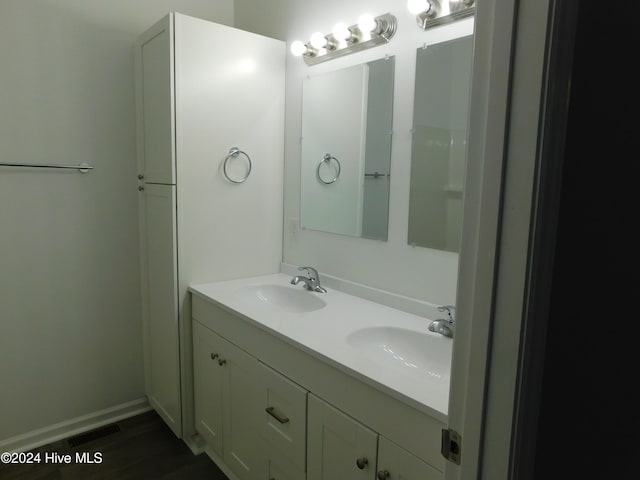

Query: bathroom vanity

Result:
[189,274,451,480]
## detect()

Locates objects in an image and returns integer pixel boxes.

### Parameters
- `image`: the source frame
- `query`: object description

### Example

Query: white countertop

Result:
[189,273,451,422]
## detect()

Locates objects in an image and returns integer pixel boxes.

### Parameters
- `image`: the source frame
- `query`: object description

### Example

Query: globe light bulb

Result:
[290,40,307,56]
[357,14,377,34]
[332,23,352,42]
[309,32,327,49]
[407,0,429,15]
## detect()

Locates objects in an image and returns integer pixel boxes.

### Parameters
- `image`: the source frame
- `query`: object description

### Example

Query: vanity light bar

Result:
[291,13,397,66]
[408,0,475,30]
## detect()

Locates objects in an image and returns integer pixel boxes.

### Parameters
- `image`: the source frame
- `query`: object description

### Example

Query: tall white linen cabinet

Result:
[135,13,285,444]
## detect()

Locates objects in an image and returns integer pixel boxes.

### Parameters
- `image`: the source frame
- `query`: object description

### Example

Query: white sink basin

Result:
[234,284,326,313]
[346,326,451,383]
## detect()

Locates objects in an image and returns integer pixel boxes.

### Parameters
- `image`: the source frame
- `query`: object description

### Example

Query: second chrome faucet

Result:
[290,266,327,293]
[428,305,456,338]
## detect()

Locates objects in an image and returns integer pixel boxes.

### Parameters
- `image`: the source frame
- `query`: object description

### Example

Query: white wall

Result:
[0,0,233,445]
[235,0,473,305]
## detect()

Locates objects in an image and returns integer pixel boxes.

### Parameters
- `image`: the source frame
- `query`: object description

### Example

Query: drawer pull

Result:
[218,358,227,366]
[377,470,390,480]
[356,457,368,469]
[265,406,290,424]
[210,353,219,360]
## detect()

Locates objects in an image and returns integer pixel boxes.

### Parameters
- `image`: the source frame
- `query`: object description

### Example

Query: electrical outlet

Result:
[289,218,299,239]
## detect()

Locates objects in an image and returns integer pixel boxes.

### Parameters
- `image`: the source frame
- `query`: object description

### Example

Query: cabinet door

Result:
[307,394,378,480]
[377,436,443,480]
[264,451,306,480]
[221,338,262,480]
[140,184,180,436]
[136,14,176,185]
[193,320,224,456]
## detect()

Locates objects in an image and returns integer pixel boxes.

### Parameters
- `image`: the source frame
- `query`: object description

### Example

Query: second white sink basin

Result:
[347,326,451,383]
[234,284,326,313]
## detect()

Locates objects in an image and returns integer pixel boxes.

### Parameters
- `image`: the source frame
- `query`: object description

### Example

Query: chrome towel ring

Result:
[316,153,341,184]
[223,147,252,184]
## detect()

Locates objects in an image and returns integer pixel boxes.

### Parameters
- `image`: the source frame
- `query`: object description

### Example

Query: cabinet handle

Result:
[377,470,390,480]
[138,185,144,191]
[210,353,219,360]
[265,406,290,424]
[138,174,144,179]
[356,457,368,469]
[218,358,227,366]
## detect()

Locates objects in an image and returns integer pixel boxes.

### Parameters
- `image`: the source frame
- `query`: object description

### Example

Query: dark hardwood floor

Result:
[0,411,229,480]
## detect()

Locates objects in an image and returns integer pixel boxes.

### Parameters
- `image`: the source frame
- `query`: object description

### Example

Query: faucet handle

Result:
[437,305,456,322]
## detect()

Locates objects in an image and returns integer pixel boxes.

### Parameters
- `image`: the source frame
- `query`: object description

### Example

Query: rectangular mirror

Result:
[300,56,395,241]
[408,35,474,252]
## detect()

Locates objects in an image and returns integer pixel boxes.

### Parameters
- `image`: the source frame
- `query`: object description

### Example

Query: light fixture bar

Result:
[414,1,475,30]
[298,13,397,66]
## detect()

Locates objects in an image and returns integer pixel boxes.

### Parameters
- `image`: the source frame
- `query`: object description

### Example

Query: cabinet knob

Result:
[210,353,219,360]
[138,185,144,191]
[377,470,390,480]
[218,358,227,366]
[356,457,368,470]
[138,174,144,179]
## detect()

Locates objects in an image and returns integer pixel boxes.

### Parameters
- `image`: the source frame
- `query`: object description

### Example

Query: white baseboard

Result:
[0,397,152,453]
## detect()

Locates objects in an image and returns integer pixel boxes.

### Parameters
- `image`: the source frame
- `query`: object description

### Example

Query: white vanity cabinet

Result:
[190,293,447,480]
[308,394,441,480]
[258,362,308,479]
[135,12,285,442]
[194,319,309,480]
[193,319,224,455]
[193,319,263,480]
[307,394,378,480]
[376,436,442,480]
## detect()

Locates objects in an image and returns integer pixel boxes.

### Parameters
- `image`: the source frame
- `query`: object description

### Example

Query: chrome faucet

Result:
[428,305,456,338]
[290,266,327,293]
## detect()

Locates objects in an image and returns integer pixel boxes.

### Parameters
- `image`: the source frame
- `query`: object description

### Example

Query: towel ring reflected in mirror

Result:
[316,153,341,184]
[223,147,252,184]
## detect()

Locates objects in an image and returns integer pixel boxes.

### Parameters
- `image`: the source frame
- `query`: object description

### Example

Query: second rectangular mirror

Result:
[408,35,474,252]
[300,56,395,241]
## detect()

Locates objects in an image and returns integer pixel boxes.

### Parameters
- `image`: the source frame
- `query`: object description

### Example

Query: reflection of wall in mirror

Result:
[408,35,473,252]
[300,64,367,236]
[408,127,465,250]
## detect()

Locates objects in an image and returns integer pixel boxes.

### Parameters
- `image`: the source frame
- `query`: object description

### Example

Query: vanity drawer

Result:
[258,361,308,472]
